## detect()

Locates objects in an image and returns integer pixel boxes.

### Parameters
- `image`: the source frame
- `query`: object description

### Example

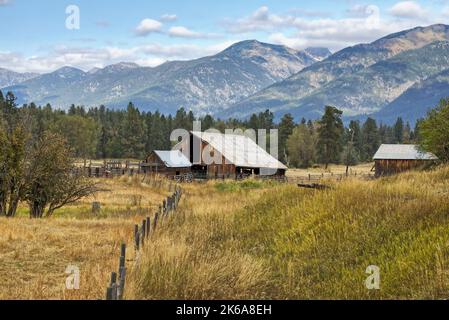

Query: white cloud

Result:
[389,1,427,19]
[168,26,202,38]
[135,18,163,36]
[0,0,11,6]
[268,33,307,49]
[0,40,241,73]
[225,5,429,51]
[160,14,177,22]
[168,26,220,39]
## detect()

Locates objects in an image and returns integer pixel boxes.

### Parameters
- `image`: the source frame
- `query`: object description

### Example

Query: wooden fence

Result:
[286,172,375,185]
[105,186,183,300]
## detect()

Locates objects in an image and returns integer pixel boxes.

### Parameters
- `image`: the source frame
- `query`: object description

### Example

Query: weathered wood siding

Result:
[375,159,433,177]
[142,153,190,176]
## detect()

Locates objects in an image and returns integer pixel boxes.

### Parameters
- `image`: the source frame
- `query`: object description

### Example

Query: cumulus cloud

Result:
[168,26,203,38]
[160,14,177,22]
[168,26,220,39]
[0,40,241,73]
[0,0,11,6]
[135,18,163,36]
[225,5,429,51]
[389,1,427,19]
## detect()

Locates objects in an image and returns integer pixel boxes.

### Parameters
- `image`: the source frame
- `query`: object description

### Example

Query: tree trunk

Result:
[30,202,45,218]
[6,197,19,217]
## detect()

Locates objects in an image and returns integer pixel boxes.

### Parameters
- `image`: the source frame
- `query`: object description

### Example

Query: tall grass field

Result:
[1,165,448,299]
[128,165,449,300]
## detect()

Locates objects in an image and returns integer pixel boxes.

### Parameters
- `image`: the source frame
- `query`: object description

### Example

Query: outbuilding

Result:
[141,150,192,176]
[373,144,438,177]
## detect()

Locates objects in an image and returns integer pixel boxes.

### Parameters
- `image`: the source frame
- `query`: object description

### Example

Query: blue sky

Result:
[0,0,448,73]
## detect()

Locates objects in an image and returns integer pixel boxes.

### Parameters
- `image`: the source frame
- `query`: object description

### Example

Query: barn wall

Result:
[142,152,190,176]
[375,159,433,177]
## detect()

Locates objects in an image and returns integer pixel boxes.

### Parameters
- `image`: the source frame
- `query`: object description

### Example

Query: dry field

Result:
[286,163,374,179]
[0,175,172,299]
[127,165,449,299]
[2,164,449,300]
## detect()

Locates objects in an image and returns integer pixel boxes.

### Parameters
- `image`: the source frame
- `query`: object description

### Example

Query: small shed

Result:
[141,150,192,176]
[373,144,438,177]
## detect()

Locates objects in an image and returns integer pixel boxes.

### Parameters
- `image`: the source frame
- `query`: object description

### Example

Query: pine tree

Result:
[278,113,295,163]
[394,117,404,143]
[317,106,344,169]
[362,117,380,161]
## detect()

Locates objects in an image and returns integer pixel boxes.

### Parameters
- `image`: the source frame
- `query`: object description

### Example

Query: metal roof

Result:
[373,144,438,160]
[191,131,288,170]
[153,150,192,168]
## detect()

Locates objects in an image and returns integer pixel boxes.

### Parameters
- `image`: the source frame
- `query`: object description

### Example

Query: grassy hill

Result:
[129,165,449,299]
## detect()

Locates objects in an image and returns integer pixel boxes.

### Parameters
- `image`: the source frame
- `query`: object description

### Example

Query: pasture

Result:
[0,175,171,299]
[1,164,448,299]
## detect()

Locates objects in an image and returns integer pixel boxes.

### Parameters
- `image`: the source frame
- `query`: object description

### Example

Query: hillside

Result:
[0,68,38,88]
[129,165,449,299]
[2,41,326,114]
[281,41,449,119]
[223,24,449,120]
[373,68,449,124]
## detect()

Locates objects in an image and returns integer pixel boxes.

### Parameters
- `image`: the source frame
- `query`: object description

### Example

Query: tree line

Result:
[0,90,422,168]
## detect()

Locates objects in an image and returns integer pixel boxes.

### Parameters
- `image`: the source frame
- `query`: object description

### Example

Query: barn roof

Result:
[373,144,438,160]
[191,131,287,170]
[153,150,192,168]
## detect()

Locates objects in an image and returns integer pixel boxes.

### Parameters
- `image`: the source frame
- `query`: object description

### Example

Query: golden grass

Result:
[287,162,374,178]
[2,165,449,300]
[0,175,172,299]
[128,165,449,300]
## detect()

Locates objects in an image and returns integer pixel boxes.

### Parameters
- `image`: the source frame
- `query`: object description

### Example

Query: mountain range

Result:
[1,41,330,115]
[223,24,449,123]
[1,24,449,124]
[0,68,38,88]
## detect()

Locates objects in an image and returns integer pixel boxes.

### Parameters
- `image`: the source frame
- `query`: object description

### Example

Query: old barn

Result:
[373,144,438,177]
[141,150,192,176]
[177,131,287,179]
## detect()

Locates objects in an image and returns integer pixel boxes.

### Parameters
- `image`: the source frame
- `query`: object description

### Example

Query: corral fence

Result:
[105,185,183,300]
[73,161,143,178]
[286,172,375,185]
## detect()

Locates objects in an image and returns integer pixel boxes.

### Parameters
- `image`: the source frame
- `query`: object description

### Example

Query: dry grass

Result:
[0,175,171,299]
[287,163,374,178]
[3,165,449,300]
[126,180,272,300]
[128,165,449,300]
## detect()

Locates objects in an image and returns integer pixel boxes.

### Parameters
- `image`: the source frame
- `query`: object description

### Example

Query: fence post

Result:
[141,220,146,244]
[146,217,150,238]
[153,211,159,230]
[106,287,113,300]
[110,272,117,300]
[118,268,126,300]
[134,225,140,251]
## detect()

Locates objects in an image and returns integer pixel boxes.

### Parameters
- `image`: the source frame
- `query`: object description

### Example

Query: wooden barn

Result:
[141,150,192,176]
[373,144,438,177]
[176,131,287,179]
